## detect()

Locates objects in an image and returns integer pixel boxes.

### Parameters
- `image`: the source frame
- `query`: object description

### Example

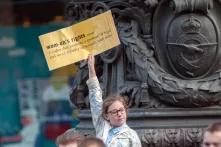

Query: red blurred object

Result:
[21,116,33,126]
[0,135,22,143]
[44,123,71,140]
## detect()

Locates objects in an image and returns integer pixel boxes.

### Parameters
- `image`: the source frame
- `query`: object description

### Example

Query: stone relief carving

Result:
[164,129,182,147]
[185,128,203,147]
[140,128,204,147]
[142,129,161,147]
[66,1,221,146]
[68,0,221,108]
[77,126,204,147]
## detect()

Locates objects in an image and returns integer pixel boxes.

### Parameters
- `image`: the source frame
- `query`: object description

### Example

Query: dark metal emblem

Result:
[167,15,217,79]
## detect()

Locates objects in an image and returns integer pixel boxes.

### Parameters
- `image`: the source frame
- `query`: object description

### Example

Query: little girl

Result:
[86,55,141,147]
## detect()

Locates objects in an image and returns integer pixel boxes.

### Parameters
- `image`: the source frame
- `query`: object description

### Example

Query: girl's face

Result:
[105,100,127,127]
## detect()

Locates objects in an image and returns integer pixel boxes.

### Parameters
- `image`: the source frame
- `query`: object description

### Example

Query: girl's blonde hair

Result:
[102,95,128,120]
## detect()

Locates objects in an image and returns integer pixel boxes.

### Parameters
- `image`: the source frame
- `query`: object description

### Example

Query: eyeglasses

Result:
[108,108,125,116]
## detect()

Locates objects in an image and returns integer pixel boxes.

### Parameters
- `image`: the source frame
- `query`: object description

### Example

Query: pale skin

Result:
[59,142,78,147]
[87,54,127,127]
[202,131,221,147]
[105,100,127,127]
[87,54,96,79]
[81,144,103,147]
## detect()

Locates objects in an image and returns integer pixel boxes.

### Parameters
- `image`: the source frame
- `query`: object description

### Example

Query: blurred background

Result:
[0,0,79,146]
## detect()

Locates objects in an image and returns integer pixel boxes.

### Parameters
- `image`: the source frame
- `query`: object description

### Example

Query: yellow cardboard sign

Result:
[39,10,120,70]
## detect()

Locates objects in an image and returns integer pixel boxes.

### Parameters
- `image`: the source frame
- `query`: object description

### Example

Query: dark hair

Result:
[206,122,221,133]
[102,95,128,120]
[56,128,86,146]
[79,137,105,147]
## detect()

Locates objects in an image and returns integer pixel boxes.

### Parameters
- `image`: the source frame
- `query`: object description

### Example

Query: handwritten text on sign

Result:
[39,10,120,70]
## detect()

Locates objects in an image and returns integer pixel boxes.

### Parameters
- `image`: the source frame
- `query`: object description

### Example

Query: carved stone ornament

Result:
[141,128,204,147]
[76,108,220,147]
[68,0,221,108]
[76,126,204,147]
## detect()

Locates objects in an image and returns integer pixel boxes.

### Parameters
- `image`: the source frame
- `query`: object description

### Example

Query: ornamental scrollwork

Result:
[68,0,221,108]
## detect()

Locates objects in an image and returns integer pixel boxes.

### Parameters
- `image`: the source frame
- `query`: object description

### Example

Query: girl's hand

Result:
[88,54,96,78]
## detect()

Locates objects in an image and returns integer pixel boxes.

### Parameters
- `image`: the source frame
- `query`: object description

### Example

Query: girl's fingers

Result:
[88,54,94,63]
[87,54,95,69]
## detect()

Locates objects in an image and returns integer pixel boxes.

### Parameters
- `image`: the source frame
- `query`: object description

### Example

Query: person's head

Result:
[202,122,221,147]
[79,137,105,147]
[56,128,86,147]
[102,95,128,127]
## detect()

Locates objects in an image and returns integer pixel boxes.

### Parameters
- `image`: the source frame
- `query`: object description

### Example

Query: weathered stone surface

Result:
[67,0,221,146]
